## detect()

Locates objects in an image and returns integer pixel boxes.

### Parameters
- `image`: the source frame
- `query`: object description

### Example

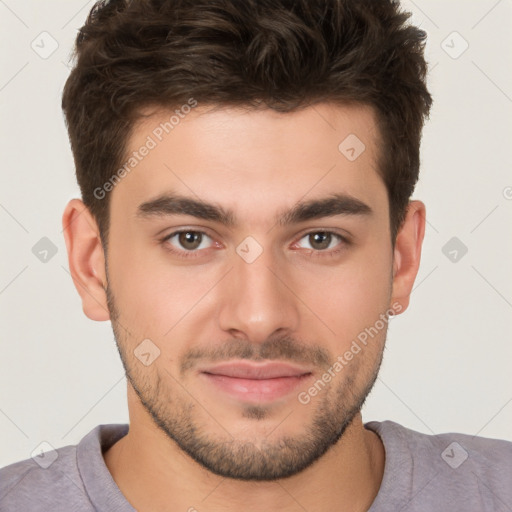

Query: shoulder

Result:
[370,419,512,470]
[0,443,92,511]
[366,420,512,511]
[0,423,129,511]
[0,423,130,511]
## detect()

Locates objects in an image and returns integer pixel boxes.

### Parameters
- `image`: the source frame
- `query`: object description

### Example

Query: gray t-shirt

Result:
[1,420,511,511]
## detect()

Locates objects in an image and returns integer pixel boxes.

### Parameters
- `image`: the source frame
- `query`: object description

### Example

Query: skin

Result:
[62,102,425,512]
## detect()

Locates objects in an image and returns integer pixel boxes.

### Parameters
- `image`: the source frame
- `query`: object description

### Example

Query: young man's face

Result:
[65,102,424,480]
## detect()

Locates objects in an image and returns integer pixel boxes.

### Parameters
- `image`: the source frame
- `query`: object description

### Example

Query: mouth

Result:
[198,361,314,403]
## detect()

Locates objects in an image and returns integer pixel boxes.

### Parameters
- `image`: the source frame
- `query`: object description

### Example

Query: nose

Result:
[217,243,301,344]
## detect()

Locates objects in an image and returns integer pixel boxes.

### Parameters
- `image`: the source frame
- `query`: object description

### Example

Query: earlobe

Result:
[391,200,426,314]
[62,199,110,321]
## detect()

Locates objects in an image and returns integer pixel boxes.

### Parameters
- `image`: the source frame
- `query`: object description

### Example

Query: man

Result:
[1,0,511,511]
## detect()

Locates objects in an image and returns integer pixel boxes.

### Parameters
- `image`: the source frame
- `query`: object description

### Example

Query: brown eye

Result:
[308,232,332,250]
[177,231,203,250]
[162,230,214,256]
[295,231,349,257]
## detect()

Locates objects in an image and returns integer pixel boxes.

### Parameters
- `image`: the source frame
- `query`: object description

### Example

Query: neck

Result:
[104,403,385,512]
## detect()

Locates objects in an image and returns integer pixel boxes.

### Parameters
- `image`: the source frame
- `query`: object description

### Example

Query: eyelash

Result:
[159,229,350,260]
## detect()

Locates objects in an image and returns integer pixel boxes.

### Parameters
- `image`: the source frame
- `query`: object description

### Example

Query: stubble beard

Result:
[105,282,385,481]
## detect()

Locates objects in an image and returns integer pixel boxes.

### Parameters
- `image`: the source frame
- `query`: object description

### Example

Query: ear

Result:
[391,200,426,314]
[62,198,110,321]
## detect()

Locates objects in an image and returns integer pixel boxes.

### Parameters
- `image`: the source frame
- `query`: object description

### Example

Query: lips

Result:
[198,361,314,403]
[199,361,313,379]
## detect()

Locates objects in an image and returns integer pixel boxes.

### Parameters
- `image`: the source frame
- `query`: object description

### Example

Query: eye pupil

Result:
[179,231,202,250]
[310,232,331,250]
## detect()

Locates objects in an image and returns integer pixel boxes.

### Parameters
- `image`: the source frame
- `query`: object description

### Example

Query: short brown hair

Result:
[62,0,432,250]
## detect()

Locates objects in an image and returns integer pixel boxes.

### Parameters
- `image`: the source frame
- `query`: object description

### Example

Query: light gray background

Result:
[1,0,511,467]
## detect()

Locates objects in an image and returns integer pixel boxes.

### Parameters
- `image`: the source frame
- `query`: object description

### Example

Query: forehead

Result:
[110,102,387,227]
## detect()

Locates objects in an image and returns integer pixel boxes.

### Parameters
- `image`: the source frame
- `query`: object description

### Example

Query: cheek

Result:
[299,238,393,343]
[108,242,219,340]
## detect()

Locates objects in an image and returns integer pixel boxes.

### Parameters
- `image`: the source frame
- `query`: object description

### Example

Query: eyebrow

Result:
[136,191,373,227]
